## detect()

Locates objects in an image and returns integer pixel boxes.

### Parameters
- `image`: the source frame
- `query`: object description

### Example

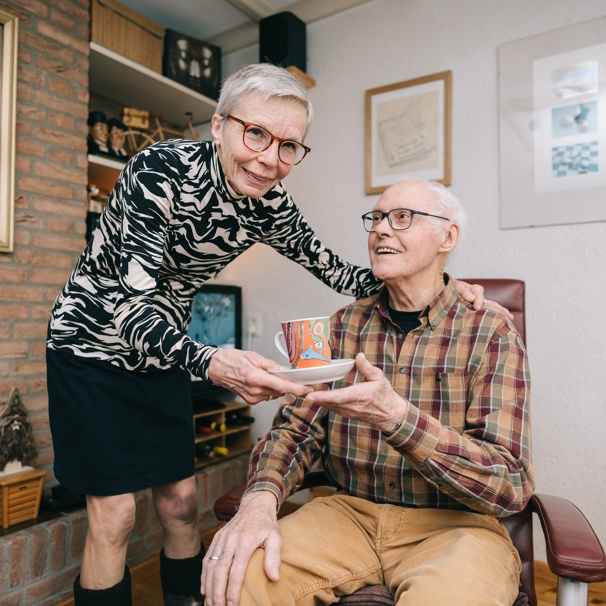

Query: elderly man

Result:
[203,178,534,606]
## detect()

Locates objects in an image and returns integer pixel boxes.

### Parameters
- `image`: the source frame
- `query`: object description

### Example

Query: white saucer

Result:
[268,359,356,385]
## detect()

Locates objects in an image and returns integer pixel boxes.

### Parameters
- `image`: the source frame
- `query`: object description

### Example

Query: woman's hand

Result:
[202,491,282,606]
[207,348,311,404]
[451,278,514,320]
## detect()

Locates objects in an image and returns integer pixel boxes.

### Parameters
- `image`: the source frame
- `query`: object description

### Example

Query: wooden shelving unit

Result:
[193,400,253,469]
[87,154,124,193]
[87,41,218,195]
[89,41,217,126]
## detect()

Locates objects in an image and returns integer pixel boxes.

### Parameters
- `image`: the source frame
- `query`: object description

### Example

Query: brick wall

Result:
[0,2,251,604]
[0,0,90,478]
[0,457,249,605]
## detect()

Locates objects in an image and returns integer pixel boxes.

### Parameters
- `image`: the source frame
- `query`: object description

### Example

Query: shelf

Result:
[193,400,253,470]
[87,154,124,192]
[89,41,217,126]
[285,66,316,89]
[193,400,250,421]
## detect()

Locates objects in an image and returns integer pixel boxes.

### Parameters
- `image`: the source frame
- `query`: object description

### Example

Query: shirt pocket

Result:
[412,370,468,432]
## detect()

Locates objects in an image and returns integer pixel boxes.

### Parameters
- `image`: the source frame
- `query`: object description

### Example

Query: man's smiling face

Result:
[367,181,453,285]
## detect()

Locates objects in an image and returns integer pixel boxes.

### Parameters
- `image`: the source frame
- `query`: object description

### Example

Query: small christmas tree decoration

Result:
[0,388,37,473]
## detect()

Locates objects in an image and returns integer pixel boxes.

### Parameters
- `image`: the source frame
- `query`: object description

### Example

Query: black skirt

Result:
[47,347,195,496]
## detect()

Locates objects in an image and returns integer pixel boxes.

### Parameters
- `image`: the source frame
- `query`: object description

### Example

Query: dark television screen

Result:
[188,284,242,405]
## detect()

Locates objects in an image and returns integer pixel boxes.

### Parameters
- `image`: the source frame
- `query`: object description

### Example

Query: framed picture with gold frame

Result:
[365,71,452,195]
[0,8,18,253]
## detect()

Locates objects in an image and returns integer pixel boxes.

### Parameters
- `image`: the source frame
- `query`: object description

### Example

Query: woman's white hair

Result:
[215,63,313,136]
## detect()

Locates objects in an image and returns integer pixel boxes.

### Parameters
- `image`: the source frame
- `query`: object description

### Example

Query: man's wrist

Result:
[382,418,404,435]
[242,488,280,510]
[381,399,409,435]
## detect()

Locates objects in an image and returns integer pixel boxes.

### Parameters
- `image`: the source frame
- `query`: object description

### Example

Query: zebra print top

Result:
[48,140,381,380]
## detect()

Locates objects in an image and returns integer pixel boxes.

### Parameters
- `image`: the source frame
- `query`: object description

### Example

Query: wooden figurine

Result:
[107,117,129,159]
[87,110,109,155]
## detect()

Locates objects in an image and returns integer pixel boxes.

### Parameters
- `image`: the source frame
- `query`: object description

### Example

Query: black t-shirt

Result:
[387,305,422,335]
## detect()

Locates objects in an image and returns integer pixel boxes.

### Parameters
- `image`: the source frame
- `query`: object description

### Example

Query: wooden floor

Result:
[58,525,606,606]
[127,558,606,605]
[533,566,606,606]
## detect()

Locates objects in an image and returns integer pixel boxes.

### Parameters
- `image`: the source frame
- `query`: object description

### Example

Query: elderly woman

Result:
[47,64,492,606]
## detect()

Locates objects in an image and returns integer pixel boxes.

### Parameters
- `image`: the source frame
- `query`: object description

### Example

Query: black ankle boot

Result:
[160,544,205,606]
[73,566,132,605]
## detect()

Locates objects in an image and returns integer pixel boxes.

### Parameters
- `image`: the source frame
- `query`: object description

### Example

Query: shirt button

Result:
[399,367,406,374]
[389,482,397,489]
[397,333,403,340]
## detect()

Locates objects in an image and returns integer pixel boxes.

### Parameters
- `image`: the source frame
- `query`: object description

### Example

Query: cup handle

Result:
[274,331,290,360]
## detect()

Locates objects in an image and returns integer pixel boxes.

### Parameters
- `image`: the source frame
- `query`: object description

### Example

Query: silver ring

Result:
[209,555,220,561]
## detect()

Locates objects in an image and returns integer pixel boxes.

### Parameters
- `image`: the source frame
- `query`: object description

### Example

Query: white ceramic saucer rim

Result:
[268,359,355,385]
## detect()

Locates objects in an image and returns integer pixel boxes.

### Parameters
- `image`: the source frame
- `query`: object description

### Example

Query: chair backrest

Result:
[462,278,526,344]
[463,279,534,605]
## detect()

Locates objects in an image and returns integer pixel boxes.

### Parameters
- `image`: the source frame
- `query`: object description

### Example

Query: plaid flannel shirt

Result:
[247,276,534,517]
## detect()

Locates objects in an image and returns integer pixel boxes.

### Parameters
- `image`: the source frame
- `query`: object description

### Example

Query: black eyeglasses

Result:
[362,208,450,232]
[225,115,311,166]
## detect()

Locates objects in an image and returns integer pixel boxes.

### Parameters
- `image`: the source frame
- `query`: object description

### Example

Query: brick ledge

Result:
[0,457,249,605]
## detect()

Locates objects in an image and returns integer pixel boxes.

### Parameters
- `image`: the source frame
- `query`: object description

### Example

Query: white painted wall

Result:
[214,0,606,558]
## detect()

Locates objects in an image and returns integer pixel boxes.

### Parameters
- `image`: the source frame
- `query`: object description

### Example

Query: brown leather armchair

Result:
[214,280,606,606]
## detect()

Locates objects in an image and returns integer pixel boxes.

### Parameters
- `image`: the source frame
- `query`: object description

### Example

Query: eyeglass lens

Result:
[363,209,413,231]
[242,124,306,165]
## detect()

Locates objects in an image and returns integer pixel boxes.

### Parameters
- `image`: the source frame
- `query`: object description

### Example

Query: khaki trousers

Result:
[240,493,521,606]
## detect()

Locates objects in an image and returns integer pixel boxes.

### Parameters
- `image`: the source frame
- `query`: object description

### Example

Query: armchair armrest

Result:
[213,471,333,522]
[214,483,246,522]
[530,493,606,583]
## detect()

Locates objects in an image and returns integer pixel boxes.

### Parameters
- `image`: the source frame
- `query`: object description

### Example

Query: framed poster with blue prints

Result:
[499,17,606,228]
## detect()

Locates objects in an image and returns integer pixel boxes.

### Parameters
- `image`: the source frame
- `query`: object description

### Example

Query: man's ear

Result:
[439,223,460,252]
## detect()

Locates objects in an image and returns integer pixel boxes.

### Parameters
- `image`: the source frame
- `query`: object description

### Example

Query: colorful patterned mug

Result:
[274,316,331,369]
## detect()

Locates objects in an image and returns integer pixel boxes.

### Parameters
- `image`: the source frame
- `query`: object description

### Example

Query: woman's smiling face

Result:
[212,91,308,198]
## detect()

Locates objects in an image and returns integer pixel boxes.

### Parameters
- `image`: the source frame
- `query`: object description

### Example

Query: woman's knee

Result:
[86,493,136,545]
[153,477,198,526]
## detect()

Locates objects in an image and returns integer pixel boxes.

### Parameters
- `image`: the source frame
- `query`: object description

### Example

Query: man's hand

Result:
[451,278,514,320]
[305,353,408,433]
[202,491,282,606]
[207,348,312,404]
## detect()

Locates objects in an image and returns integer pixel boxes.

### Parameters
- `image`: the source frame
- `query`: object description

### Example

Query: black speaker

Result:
[259,11,306,73]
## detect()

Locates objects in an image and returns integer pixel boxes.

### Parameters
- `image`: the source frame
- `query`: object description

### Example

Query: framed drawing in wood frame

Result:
[365,70,452,195]
[0,8,18,253]
[499,17,606,229]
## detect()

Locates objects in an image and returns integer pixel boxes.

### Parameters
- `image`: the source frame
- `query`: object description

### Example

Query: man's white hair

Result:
[388,177,467,233]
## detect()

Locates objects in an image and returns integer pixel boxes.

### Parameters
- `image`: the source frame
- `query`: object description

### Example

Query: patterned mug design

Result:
[275,317,331,368]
